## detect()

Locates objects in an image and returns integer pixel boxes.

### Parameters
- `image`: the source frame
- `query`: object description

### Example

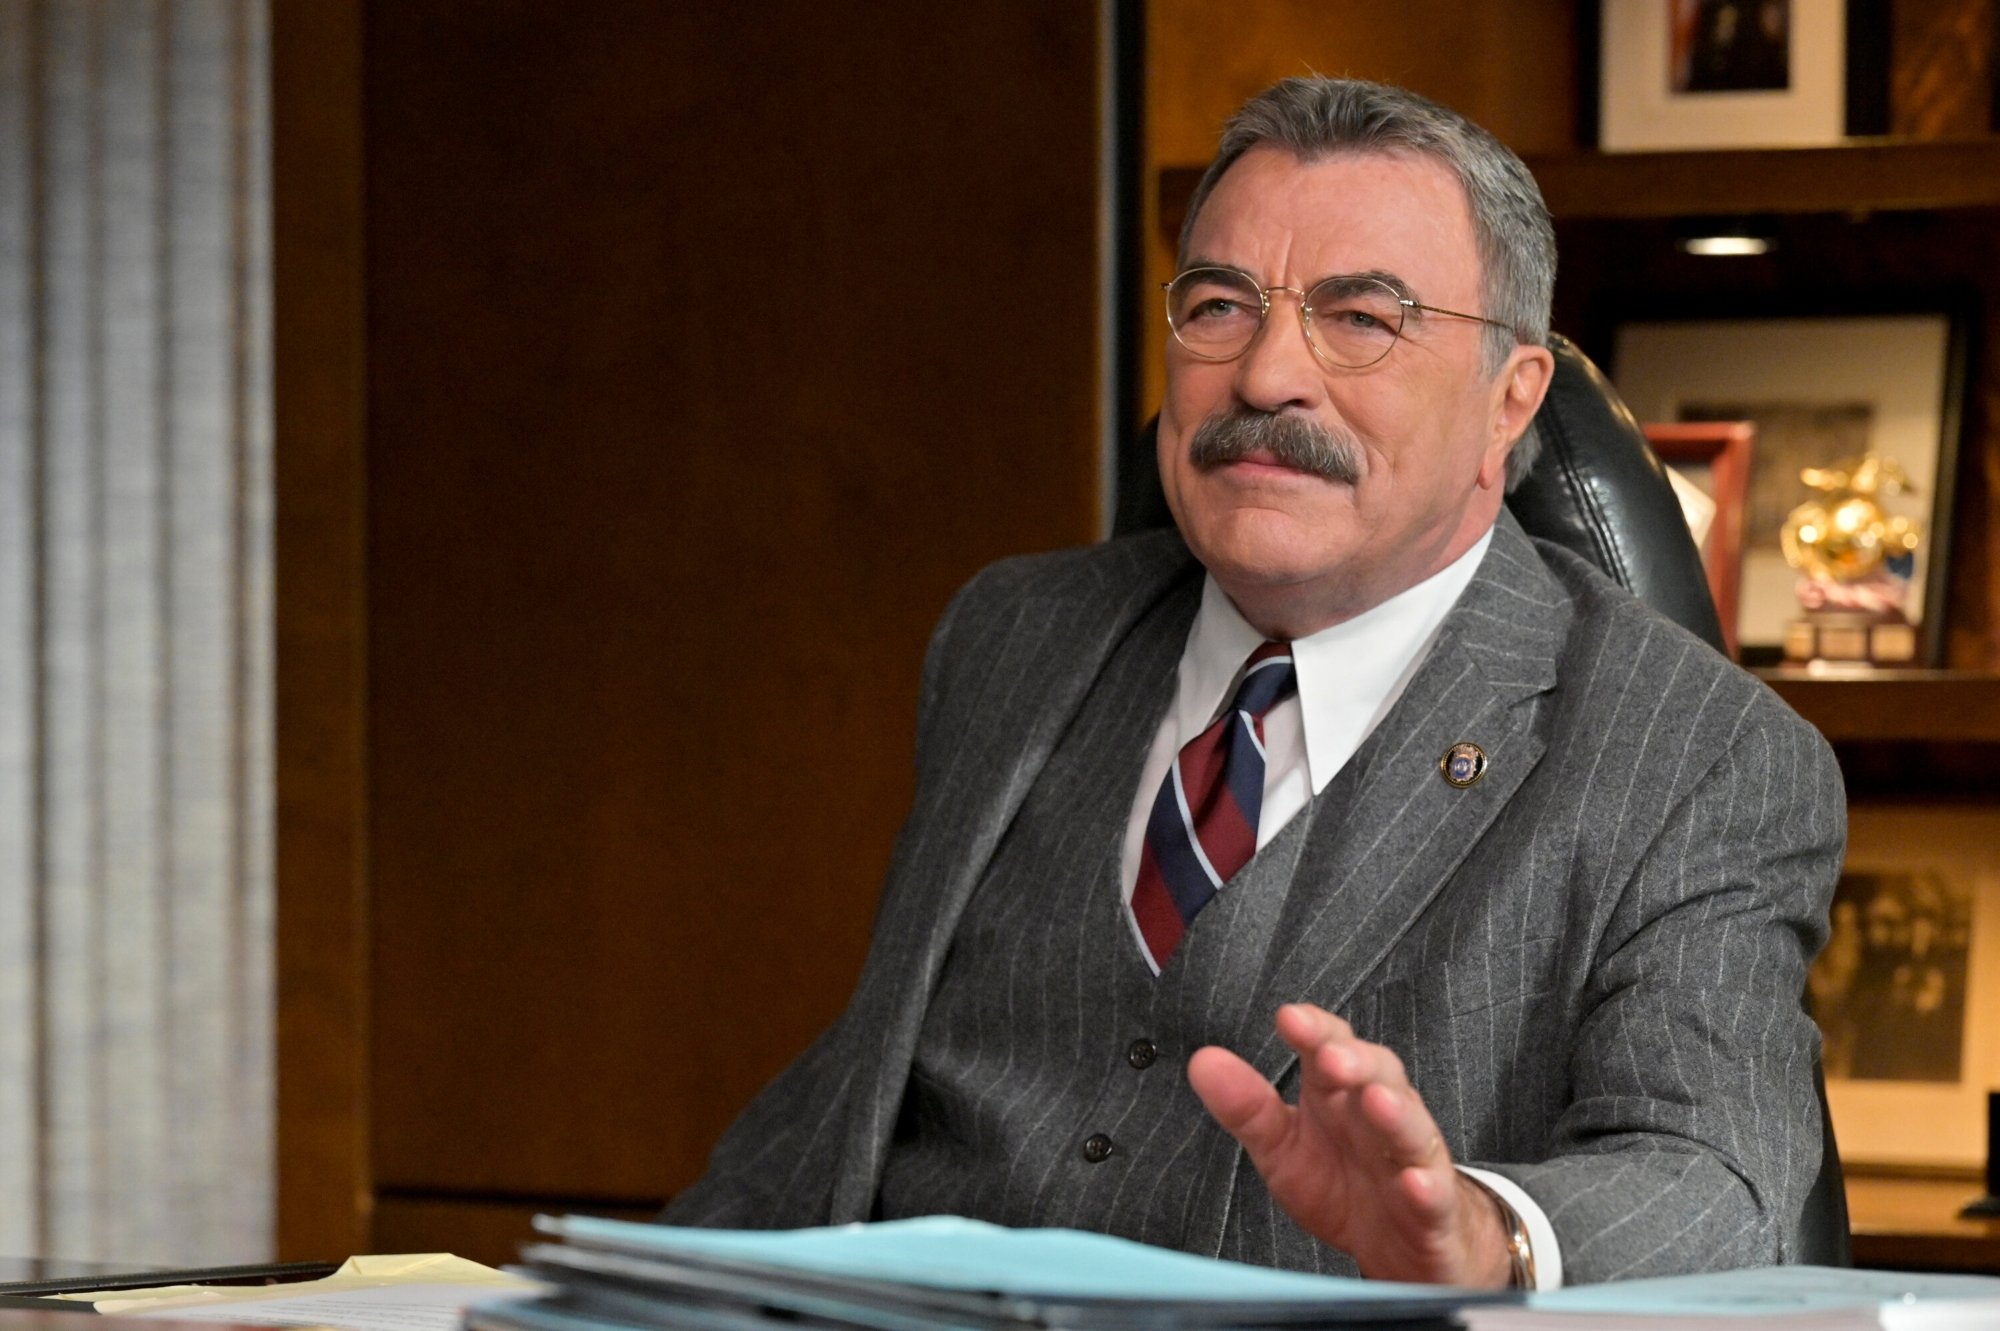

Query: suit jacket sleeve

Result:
[1476,698,1844,1282]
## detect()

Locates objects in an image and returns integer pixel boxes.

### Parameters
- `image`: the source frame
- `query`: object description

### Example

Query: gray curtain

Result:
[0,0,272,1263]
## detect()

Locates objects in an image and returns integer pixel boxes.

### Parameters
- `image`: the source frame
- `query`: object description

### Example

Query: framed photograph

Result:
[1645,422,1754,659]
[1613,312,1964,666]
[1598,0,1854,151]
[1809,805,2000,1170]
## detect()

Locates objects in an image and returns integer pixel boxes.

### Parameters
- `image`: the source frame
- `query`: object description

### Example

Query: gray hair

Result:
[1179,77,1555,487]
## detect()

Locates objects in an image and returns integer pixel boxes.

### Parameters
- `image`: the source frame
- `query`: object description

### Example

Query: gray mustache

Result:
[1187,411,1362,484]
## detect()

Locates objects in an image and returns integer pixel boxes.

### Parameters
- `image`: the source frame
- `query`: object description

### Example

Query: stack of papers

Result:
[1473,1265,2000,1330]
[486,1216,2000,1331]
[482,1215,1511,1331]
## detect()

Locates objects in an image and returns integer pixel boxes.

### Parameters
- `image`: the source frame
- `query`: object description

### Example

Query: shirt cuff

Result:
[1458,1165,1563,1290]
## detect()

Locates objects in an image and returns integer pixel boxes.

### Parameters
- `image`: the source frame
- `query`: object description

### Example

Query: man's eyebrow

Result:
[1179,256,1251,276]
[1175,262,1423,305]
[1317,268,1418,303]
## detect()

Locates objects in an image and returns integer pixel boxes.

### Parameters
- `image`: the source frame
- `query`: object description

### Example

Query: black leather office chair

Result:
[1114,333,1851,1267]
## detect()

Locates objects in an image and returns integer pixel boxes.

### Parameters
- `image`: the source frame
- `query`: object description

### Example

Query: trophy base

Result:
[1782,612,1917,666]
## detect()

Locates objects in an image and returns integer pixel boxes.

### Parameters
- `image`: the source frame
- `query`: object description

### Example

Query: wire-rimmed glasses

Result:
[1161,267,1513,369]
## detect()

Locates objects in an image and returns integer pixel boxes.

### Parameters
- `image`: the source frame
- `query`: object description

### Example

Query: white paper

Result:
[129,1281,542,1331]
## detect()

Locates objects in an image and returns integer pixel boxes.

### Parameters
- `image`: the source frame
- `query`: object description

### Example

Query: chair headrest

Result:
[1508,335,1725,651]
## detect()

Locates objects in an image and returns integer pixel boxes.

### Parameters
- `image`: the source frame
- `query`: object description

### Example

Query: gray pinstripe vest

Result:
[875,577,1352,1270]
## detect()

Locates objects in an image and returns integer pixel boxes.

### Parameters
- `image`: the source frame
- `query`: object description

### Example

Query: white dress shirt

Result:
[1116,525,1564,1289]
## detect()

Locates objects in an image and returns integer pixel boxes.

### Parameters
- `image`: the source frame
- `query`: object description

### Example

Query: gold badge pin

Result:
[1440,742,1487,788]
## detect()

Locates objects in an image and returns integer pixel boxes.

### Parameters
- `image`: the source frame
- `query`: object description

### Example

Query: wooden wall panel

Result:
[1147,0,1578,167]
[272,0,371,1263]
[350,0,1105,1223]
[1892,0,1995,139]
[371,1196,656,1270]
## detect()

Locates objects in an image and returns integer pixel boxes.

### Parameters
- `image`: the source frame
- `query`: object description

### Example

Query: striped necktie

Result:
[1130,640,1298,974]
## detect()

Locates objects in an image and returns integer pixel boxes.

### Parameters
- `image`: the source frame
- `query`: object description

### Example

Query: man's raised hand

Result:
[1186,1003,1513,1287]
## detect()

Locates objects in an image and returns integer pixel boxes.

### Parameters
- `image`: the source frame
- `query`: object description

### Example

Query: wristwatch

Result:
[1490,1189,1538,1290]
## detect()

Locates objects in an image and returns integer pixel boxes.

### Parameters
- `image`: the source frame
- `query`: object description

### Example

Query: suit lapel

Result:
[1236,514,1570,1082]
[829,530,1201,1218]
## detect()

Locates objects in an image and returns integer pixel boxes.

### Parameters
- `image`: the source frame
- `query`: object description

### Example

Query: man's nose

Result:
[1232,288,1323,413]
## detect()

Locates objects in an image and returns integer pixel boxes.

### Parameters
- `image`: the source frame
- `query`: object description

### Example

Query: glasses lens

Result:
[1303,275,1406,367]
[1165,269,1263,359]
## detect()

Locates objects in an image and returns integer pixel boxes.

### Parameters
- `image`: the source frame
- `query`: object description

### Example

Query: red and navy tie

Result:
[1130,641,1298,973]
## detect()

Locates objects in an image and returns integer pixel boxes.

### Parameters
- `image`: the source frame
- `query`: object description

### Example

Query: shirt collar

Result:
[1180,527,1494,794]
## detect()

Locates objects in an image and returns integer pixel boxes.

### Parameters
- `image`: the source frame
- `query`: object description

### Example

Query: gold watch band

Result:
[1490,1189,1537,1290]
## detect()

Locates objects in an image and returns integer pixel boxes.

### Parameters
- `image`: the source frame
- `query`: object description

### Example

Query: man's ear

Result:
[1477,344,1555,490]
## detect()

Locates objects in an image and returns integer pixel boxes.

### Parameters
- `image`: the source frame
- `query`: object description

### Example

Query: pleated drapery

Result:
[0,0,272,1263]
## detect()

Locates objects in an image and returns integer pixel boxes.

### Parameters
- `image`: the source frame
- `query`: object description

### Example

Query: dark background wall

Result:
[275,0,1106,1261]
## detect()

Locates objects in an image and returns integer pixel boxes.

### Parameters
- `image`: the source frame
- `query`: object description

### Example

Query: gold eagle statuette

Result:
[1780,454,1921,588]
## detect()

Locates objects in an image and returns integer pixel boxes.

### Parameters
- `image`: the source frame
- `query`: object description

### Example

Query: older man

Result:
[663,77,1843,1290]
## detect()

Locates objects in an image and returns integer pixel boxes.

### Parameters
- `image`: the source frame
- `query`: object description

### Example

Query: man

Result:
[663,77,1843,1289]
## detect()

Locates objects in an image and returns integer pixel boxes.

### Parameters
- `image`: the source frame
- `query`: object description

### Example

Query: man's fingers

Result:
[1188,1045,1293,1159]
[1388,1156,1466,1239]
[1386,1155,1449,1218]
[1358,1080,1452,1175]
[1300,1027,1410,1099]
[1273,1004,1414,1097]
[1198,1008,1499,1285]
[1274,1002,1354,1054]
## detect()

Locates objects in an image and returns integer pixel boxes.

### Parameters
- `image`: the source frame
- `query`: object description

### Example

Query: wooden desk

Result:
[1850,1173,2000,1273]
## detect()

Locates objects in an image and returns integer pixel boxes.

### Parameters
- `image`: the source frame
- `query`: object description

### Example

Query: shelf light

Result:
[1679,234,1772,257]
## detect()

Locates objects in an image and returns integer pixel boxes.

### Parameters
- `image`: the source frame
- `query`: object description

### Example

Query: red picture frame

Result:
[1645,421,1754,659]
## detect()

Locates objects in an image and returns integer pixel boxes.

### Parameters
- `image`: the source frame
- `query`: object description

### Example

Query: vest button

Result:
[1127,1038,1158,1070]
[1081,1133,1115,1163]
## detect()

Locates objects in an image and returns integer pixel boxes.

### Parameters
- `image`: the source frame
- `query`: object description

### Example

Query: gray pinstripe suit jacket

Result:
[664,511,1846,1284]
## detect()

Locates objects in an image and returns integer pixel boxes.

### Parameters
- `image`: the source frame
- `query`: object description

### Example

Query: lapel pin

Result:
[1440,742,1487,788]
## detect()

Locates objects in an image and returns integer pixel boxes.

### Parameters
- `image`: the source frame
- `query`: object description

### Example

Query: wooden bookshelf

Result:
[1523,140,2000,220]
[1158,138,2000,247]
[1757,670,2000,744]
[1849,1172,2000,1274]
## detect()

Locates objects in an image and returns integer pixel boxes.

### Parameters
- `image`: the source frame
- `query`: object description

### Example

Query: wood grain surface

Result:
[276,0,1105,1256]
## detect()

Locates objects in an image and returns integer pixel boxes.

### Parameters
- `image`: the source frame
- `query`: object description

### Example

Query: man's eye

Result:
[1323,306,1384,330]
[1188,297,1249,321]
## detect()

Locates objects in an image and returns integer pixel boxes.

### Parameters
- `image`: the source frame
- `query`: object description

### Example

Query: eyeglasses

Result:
[1161,267,1515,369]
